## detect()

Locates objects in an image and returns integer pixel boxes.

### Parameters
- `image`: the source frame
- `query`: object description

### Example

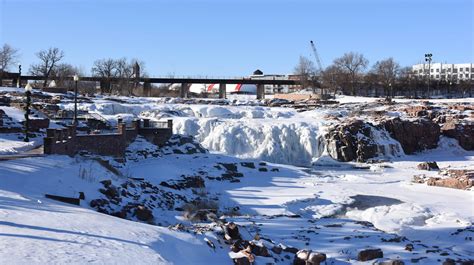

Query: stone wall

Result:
[44,119,173,157]
[138,120,173,146]
[76,134,127,157]
[43,126,77,156]
[24,119,50,132]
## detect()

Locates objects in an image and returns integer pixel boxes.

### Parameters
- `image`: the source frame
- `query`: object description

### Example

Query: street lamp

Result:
[389,83,392,98]
[73,74,79,126]
[425,53,433,98]
[24,83,32,142]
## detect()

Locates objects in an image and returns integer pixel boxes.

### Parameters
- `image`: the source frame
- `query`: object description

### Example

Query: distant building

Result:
[249,72,290,93]
[412,63,473,83]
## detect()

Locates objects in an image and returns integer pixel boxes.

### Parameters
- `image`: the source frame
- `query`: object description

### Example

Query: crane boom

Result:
[310,40,324,72]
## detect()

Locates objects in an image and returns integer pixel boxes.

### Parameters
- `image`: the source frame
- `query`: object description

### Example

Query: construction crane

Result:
[309,40,324,73]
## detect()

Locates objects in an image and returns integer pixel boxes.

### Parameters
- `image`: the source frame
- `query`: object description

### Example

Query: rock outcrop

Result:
[413,169,474,190]
[427,170,474,190]
[417,161,439,171]
[382,118,440,154]
[441,121,474,150]
[325,120,379,162]
[325,119,402,162]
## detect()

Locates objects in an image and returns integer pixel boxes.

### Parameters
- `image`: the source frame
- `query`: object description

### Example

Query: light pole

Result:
[73,74,79,126]
[425,53,432,98]
[17,64,22,88]
[24,83,32,142]
[389,82,392,98]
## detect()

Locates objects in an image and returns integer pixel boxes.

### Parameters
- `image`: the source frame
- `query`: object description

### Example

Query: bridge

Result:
[1,72,298,99]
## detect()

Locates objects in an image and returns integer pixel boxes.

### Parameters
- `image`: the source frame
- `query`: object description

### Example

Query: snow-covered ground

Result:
[0,186,227,264]
[0,133,42,155]
[1,88,473,264]
[1,136,473,264]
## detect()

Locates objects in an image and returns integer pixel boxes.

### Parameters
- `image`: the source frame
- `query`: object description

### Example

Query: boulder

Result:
[90,198,109,208]
[100,179,112,187]
[293,249,326,265]
[135,205,153,222]
[219,163,238,172]
[307,252,327,265]
[240,162,256,169]
[383,118,440,154]
[283,246,299,254]
[99,185,120,202]
[417,161,439,171]
[249,242,270,257]
[358,248,383,261]
[442,121,474,150]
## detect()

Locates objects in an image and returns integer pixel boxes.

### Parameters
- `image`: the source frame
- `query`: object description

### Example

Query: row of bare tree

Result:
[294,52,473,98]
[0,44,146,95]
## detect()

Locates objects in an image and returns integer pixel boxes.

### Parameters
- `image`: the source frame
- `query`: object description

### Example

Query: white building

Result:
[249,73,291,93]
[412,63,473,83]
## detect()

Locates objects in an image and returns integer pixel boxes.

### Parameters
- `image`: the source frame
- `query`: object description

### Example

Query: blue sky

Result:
[0,0,472,76]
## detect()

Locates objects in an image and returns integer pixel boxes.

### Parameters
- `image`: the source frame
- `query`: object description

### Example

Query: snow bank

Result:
[0,106,27,122]
[0,134,42,155]
[346,203,434,233]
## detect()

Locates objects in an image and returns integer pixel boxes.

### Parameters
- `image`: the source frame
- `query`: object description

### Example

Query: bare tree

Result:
[91,58,118,78]
[91,58,118,94]
[115,58,135,95]
[322,64,344,96]
[333,52,368,95]
[372,57,400,97]
[51,63,79,87]
[0,44,19,73]
[29,47,65,88]
[92,57,147,95]
[294,56,317,91]
[115,58,133,78]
